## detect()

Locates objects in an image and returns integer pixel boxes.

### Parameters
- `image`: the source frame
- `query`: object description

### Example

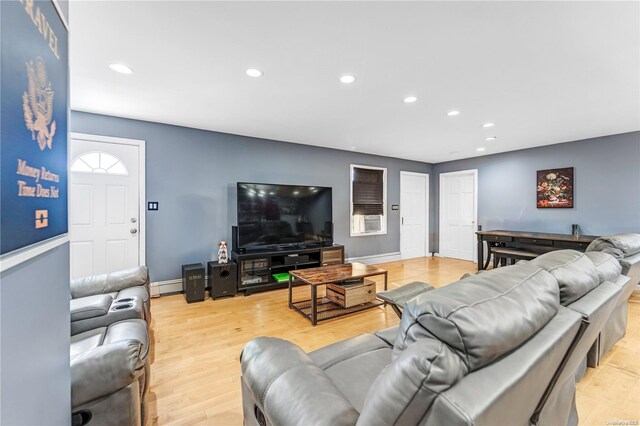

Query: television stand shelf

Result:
[231,244,344,295]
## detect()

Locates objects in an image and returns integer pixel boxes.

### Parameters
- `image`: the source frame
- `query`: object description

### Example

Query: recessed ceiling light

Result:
[246,68,263,77]
[109,63,134,74]
[485,136,497,141]
[340,75,356,84]
[447,110,460,116]
[477,147,486,152]
[350,146,357,150]
[403,96,418,103]
[482,122,495,128]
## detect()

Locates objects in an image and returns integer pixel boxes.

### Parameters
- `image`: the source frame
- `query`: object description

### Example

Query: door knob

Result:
[131,218,137,223]
[130,228,138,234]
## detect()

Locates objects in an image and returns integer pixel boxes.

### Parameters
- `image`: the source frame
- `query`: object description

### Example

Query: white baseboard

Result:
[150,279,183,297]
[346,251,401,265]
[433,252,442,257]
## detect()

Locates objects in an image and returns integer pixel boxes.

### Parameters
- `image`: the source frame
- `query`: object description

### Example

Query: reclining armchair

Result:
[70,266,151,324]
[71,319,150,426]
[241,250,623,426]
[585,233,640,365]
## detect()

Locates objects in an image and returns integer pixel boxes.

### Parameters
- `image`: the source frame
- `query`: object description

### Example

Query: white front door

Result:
[439,170,477,261]
[69,138,141,279]
[400,172,429,260]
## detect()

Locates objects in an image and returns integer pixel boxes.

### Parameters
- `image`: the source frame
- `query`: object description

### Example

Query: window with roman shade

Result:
[352,167,384,215]
[350,165,387,236]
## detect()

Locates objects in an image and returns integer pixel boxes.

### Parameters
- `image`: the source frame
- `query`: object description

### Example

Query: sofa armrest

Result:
[70,294,113,322]
[70,266,149,299]
[71,340,144,408]
[241,337,359,426]
[377,281,434,308]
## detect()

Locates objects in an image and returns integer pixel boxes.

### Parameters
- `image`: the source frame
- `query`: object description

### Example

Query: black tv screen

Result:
[237,183,333,249]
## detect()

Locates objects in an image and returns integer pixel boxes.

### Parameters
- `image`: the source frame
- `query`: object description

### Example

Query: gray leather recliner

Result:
[71,319,150,426]
[71,266,151,323]
[585,233,640,365]
[240,250,624,426]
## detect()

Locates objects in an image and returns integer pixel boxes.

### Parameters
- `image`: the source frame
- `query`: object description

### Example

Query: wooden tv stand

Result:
[231,244,344,295]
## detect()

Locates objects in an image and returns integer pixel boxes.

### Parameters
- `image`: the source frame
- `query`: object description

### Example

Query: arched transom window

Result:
[70,152,128,175]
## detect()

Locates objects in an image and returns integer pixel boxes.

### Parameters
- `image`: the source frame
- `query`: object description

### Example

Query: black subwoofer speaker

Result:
[208,261,237,300]
[182,263,205,303]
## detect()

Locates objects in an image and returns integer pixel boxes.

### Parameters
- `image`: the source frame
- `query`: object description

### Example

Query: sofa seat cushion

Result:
[530,250,600,305]
[71,319,149,361]
[584,252,622,283]
[71,328,107,357]
[70,294,113,321]
[357,338,467,425]
[374,325,399,347]
[586,233,640,259]
[395,263,559,371]
[309,333,391,370]
[323,346,392,412]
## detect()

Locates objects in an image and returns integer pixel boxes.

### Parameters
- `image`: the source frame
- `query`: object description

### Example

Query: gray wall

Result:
[431,131,640,252]
[1,243,70,425]
[0,1,71,424]
[71,111,432,282]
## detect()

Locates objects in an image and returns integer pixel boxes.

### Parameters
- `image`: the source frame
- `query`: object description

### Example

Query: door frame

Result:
[400,171,430,259]
[69,132,147,266]
[438,169,478,262]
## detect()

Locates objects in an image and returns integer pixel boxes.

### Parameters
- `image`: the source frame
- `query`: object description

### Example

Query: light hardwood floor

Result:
[147,257,640,425]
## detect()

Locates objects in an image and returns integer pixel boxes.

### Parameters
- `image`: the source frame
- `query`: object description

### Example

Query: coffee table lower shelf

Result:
[290,297,385,323]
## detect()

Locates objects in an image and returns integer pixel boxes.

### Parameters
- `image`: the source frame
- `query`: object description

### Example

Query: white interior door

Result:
[439,170,477,261]
[69,138,141,279]
[400,172,429,259]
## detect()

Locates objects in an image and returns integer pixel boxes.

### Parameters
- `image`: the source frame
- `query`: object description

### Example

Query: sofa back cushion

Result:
[357,338,467,426]
[70,266,149,299]
[584,252,622,283]
[530,250,600,305]
[394,263,559,371]
[586,233,640,259]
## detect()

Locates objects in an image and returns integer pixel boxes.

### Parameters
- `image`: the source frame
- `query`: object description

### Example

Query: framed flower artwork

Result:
[536,167,574,208]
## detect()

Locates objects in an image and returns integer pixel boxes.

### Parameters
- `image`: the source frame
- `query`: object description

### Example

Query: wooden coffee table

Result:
[288,262,388,325]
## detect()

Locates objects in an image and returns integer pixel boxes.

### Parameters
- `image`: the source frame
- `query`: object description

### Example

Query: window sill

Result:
[350,231,388,237]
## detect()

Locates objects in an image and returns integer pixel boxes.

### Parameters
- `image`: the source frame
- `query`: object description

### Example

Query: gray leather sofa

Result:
[240,250,625,426]
[585,233,640,366]
[71,266,151,324]
[71,319,150,426]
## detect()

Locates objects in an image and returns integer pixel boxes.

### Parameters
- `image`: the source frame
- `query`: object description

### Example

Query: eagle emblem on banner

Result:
[23,57,56,151]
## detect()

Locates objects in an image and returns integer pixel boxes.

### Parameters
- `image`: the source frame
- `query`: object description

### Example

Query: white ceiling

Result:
[70,1,640,163]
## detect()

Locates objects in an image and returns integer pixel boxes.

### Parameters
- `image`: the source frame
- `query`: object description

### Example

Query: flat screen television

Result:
[236,182,333,250]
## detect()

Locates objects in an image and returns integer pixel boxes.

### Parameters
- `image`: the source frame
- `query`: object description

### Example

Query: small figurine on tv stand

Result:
[217,241,229,264]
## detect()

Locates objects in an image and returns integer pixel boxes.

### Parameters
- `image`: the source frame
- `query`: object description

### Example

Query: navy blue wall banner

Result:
[1,0,68,255]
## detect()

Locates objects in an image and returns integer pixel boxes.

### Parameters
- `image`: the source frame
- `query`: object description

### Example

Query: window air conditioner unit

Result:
[364,215,382,232]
